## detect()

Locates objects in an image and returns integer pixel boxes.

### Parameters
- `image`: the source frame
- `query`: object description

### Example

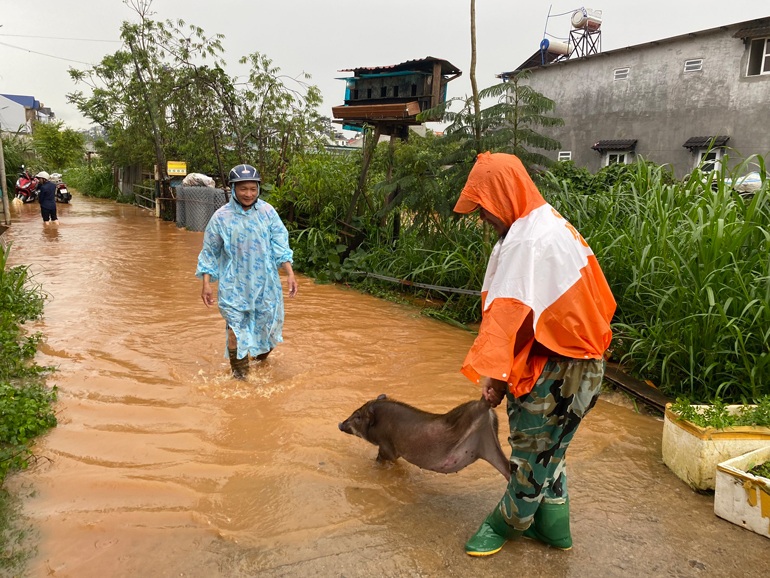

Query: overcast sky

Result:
[1,0,768,132]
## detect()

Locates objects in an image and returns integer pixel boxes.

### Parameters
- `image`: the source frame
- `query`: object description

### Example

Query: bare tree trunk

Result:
[0,136,10,225]
[212,131,228,200]
[344,124,381,226]
[470,0,489,243]
[470,0,482,150]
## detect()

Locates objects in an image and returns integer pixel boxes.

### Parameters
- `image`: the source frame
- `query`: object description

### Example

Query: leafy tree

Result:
[479,70,564,167]
[68,0,326,200]
[30,121,85,171]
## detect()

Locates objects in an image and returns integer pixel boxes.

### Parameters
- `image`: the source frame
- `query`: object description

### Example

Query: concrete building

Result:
[0,94,55,133]
[501,16,770,177]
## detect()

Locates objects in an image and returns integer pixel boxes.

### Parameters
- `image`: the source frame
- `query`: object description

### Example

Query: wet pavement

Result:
[6,194,769,577]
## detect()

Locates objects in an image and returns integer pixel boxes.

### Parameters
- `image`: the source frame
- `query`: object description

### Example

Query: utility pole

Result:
[0,24,9,225]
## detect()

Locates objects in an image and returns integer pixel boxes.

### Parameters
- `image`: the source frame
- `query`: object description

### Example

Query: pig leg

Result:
[479,412,511,481]
[376,440,399,463]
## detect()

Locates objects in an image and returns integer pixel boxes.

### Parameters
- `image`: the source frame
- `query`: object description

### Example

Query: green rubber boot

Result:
[522,500,572,550]
[465,506,523,557]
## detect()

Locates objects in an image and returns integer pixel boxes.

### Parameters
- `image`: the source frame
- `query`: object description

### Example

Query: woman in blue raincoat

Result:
[196,164,298,379]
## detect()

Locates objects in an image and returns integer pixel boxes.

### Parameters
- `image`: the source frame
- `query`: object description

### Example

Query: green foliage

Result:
[544,155,769,402]
[67,1,328,189]
[0,244,57,485]
[30,121,85,171]
[670,396,770,428]
[1,132,36,196]
[417,69,563,188]
[748,461,770,479]
[0,383,58,481]
[65,163,115,199]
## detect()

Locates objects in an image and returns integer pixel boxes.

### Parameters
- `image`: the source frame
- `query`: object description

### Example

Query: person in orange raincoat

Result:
[458,153,616,556]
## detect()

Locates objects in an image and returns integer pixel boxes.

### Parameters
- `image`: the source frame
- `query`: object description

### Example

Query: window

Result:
[367,88,372,99]
[381,86,387,97]
[614,67,629,81]
[684,59,703,72]
[747,38,770,76]
[411,84,417,96]
[353,89,359,100]
[604,151,632,166]
[558,151,572,161]
[695,148,724,172]
[393,86,399,98]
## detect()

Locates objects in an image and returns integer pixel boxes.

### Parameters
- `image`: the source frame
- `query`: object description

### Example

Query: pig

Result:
[338,394,511,481]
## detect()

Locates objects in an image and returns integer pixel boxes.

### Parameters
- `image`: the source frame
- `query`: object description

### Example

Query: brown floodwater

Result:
[6,195,769,578]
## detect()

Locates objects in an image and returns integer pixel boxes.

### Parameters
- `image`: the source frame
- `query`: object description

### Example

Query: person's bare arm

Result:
[201,274,215,307]
[282,262,298,298]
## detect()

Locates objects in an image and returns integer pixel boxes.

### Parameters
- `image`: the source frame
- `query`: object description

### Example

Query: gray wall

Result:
[521,22,770,177]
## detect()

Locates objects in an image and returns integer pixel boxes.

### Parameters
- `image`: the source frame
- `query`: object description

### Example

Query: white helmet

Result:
[36,171,50,180]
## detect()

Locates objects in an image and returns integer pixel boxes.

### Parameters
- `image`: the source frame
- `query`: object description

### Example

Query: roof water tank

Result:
[540,38,570,56]
[571,8,603,31]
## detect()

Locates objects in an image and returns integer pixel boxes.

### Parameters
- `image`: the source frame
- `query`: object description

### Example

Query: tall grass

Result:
[65,163,116,198]
[544,156,769,402]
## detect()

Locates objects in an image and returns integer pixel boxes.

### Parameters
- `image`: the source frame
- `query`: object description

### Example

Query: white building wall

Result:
[0,95,30,133]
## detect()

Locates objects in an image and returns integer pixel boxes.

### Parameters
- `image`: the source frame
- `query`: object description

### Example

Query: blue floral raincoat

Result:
[196,196,293,359]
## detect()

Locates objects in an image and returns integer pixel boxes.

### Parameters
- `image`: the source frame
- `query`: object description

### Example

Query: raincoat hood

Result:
[453,152,546,226]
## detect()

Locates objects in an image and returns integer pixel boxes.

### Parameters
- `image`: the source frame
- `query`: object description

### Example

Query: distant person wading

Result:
[457,153,616,556]
[36,171,58,225]
[196,164,298,380]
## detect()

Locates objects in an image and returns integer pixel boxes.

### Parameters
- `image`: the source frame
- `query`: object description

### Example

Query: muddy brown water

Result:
[6,195,769,578]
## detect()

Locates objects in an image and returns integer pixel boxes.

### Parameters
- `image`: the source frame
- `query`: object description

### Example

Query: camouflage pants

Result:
[497,357,604,531]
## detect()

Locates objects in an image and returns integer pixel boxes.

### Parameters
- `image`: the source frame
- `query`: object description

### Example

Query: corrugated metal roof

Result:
[591,139,638,151]
[682,136,730,149]
[733,24,770,39]
[339,57,461,76]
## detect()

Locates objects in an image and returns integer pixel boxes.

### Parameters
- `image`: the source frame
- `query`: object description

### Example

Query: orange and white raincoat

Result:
[455,153,616,397]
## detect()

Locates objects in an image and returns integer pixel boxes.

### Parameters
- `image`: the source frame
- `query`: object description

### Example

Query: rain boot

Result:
[465,506,523,556]
[229,348,249,381]
[522,500,572,550]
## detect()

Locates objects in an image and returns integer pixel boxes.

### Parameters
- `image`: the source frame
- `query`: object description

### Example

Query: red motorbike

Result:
[14,168,38,203]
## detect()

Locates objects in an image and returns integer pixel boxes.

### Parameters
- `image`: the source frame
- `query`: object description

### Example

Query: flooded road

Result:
[6,194,769,578]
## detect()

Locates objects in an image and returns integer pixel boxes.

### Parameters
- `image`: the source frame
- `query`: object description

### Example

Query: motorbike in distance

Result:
[50,173,72,203]
[14,166,38,203]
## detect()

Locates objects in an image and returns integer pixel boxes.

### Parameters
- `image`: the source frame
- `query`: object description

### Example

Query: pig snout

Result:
[338,422,343,431]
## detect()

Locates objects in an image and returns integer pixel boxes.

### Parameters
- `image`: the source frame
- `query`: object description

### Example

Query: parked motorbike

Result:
[50,173,72,203]
[14,166,38,203]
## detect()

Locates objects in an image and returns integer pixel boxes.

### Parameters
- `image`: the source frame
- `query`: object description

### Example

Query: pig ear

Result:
[377,394,387,400]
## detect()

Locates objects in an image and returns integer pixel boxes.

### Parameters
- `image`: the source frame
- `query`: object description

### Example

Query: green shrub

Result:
[544,156,769,402]
[670,396,770,428]
[0,245,57,485]
[65,163,115,198]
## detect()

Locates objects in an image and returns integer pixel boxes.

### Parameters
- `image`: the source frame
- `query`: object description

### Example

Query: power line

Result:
[0,40,95,66]
[0,33,121,43]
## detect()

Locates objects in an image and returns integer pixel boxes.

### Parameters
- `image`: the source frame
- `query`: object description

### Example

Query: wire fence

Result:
[176,187,227,231]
